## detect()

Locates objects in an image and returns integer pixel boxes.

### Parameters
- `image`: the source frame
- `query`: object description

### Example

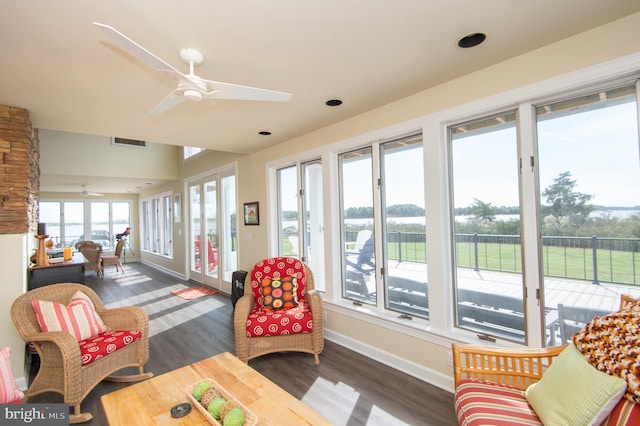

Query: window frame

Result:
[139,191,173,258]
[265,54,640,348]
[38,199,132,252]
[183,146,205,160]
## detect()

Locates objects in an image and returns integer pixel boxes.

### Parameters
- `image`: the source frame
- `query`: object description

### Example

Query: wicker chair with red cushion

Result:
[234,257,324,365]
[10,283,153,424]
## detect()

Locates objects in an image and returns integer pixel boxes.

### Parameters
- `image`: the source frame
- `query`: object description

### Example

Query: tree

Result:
[541,171,594,232]
[469,198,496,223]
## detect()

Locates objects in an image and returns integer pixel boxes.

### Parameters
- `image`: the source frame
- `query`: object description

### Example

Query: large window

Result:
[447,82,640,345]
[38,200,130,251]
[450,112,524,341]
[536,84,640,346]
[339,135,428,318]
[140,192,173,257]
[340,147,375,304]
[183,146,204,159]
[277,166,298,256]
[381,136,428,318]
[276,159,325,291]
[266,59,640,349]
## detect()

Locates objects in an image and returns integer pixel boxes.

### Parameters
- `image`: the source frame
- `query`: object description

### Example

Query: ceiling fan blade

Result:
[81,185,104,196]
[201,80,292,102]
[150,90,186,115]
[93,22,181,74]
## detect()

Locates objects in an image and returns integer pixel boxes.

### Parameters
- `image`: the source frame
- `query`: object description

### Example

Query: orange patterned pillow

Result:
[573,309,640,404]
[261,275,299,311]
[32,290,110,342]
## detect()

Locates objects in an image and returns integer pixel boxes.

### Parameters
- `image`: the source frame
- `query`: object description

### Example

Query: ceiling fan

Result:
[80,185,104,197]
[93,22,292,114]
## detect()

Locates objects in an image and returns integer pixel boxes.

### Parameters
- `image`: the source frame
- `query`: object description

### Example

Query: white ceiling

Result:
[2,2,640,193]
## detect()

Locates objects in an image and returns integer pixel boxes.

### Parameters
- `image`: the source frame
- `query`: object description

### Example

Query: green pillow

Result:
[525,344,626,426]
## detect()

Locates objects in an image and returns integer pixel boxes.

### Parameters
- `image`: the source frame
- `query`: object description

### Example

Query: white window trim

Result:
[139,190,174,259]
[267,52,640,348]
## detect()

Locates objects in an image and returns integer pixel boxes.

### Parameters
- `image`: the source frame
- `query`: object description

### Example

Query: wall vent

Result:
[111,137,146,148]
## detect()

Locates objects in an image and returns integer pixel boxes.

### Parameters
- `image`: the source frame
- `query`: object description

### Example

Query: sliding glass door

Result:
[188,169,237,292]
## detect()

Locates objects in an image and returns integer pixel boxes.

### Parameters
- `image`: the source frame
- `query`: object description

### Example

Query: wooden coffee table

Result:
[101,352,330,425]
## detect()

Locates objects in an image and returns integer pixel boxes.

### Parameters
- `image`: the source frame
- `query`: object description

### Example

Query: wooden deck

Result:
[384,260,640,312]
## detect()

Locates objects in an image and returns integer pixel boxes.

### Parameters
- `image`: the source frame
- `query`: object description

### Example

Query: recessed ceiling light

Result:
[457,33,486,48]
[326,99,343,107]
[259,131,272,136]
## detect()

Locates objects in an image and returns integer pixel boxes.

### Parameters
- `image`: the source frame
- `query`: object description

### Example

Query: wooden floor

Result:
[27,262,456,425]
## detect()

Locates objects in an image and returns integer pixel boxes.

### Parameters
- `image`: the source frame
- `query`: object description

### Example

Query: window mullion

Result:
[518,103,545,346]
[371,142,384,311]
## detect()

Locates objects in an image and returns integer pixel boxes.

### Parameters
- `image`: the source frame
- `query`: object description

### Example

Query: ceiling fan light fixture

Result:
[184,89,202,101]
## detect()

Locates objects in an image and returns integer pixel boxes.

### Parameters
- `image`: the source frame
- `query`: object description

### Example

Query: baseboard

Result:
[139,260,186,281]
[324,329,454,393]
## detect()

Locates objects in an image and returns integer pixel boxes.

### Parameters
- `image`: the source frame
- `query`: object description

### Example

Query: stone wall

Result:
[0,105,39,234]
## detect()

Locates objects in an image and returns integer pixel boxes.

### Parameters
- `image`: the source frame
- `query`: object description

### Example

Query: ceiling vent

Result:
[111,137,146,148]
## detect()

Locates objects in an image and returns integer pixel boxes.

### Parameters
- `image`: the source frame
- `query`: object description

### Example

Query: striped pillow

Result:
[604,398,640,426]
[32,290,109,342]
[0,346,24,404]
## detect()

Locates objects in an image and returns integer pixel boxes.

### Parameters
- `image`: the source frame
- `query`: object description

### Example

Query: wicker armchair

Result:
[75,241,103,278]
[11,283,153,423]
[234,257,324,365]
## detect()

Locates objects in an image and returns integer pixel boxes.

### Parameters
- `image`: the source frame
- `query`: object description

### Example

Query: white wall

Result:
[0,234,30,389]
[39,129,179,181]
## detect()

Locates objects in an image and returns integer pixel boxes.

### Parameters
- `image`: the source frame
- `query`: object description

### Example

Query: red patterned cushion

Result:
[455,379,542,426]
[245,302,313,337]
[79,330,141,366]
[250,257,306,309]
[604,398,640,426]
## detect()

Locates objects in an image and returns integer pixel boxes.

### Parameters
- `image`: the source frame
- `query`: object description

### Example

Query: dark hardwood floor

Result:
[27,262,456,425]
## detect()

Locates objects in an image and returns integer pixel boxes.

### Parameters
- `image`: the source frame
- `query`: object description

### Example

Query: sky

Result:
[452,100,639,209]
[334,98,640,212]
[332,97,640,213]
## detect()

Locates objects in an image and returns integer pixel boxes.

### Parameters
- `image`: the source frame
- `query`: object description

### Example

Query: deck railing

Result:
[344,231,640,286]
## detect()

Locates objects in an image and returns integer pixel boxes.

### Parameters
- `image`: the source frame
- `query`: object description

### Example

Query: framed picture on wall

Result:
[244,202,259,225]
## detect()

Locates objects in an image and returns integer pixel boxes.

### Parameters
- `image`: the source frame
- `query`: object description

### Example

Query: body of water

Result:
[285,209,640,230]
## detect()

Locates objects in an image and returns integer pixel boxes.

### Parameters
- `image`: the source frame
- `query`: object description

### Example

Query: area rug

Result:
[172,285,219,300]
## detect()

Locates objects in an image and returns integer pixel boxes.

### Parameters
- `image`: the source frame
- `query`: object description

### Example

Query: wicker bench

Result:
[452,294,640,425]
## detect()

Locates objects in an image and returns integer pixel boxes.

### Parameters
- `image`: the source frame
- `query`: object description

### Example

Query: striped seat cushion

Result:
[455,379,542,426]
[604,398,640,426]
